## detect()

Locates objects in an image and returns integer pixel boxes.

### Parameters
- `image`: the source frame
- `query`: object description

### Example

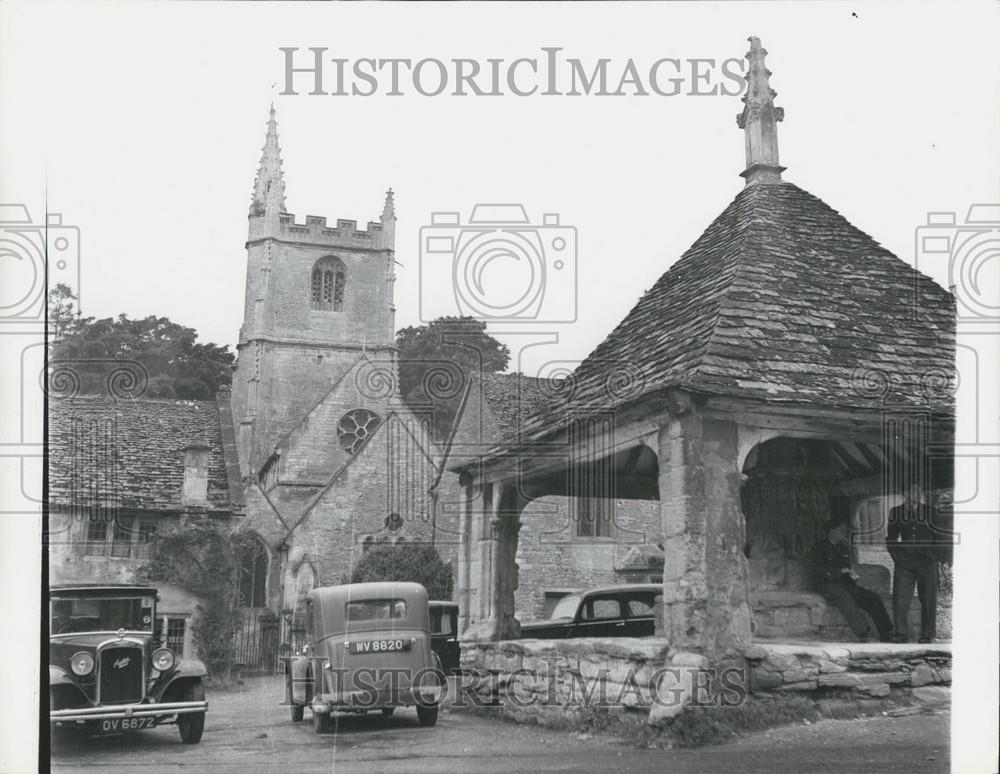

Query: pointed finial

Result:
[736,36,786,185]
[251,105,287,216]
[382,188,395,221]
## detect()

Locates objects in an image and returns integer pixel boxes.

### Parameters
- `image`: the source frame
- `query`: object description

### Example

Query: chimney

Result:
[182,442,211,506]
[737,36,786,185]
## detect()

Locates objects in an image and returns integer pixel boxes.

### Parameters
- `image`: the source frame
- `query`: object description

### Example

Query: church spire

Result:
[250,104,287,216]
[382,188,395,222]
[737,37,785,185]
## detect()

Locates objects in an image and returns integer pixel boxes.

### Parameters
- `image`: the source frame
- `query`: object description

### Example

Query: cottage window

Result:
[310,257,347,312]
[84,517,109,555]
[111,516,135,557]
[137,520,157,544]
[575,497,613,538]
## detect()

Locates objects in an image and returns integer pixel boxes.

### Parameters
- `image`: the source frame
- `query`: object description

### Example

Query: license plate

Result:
[98,716,157,733]
[349,639,410,654]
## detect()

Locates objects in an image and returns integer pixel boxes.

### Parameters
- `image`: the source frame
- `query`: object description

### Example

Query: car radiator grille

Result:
[99,646,143,705]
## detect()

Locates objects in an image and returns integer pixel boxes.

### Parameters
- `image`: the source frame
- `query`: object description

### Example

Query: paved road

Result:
[50,676,949,774]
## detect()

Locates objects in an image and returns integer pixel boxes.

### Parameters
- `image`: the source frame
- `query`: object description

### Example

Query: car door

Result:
[571,593,626,638]
[623,591,657,637]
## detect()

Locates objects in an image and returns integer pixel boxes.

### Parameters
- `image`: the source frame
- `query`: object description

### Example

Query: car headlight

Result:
[152,648,175,672]
[70,651,94,676]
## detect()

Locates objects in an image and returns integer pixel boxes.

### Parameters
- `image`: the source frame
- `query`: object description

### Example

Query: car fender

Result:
[153,658,207,699]
[172,657,208,679]
[288,656,313,705]
[49,665,76,687]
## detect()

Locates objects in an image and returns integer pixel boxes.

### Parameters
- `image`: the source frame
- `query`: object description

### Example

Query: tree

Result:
[396,316,510,442]
[48,283,79,344]
[350,544,454,601]
[139,519,258,682]
[47,286,234,400]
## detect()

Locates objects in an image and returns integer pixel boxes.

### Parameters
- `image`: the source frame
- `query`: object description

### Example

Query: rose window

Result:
[337,409,381,453]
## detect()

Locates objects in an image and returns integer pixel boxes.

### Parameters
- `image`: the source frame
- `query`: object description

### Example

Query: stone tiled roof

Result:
[518,182,956,440]
[48,396,237,512]
[477,372,553,441]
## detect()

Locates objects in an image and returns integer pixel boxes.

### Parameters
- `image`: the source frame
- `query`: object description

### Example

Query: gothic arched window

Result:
[310,256,347,312]
[237,534,269,608]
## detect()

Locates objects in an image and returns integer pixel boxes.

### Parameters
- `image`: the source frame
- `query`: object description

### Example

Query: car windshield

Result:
[346,599,406,622]
[550,595,580,620]
[50,596,154,635]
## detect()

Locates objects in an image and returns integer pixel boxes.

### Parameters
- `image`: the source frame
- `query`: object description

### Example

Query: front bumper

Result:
[314,686,441,711]
[51,700,208,723]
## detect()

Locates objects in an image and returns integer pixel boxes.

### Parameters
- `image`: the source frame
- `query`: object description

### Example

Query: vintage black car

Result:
[429,601,460,675]
[286,582,444,732]
[49,584,208,742]
[518,584,660,639]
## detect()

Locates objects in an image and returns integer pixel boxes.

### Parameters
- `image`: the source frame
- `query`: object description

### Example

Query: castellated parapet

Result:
[247,210,394,252]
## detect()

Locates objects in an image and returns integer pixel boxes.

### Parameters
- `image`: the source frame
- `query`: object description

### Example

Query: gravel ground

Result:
[49,676,950,774]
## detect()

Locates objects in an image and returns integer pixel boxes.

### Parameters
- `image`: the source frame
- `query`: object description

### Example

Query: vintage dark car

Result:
[285,582,443,732]
[518,583,660,639]
[49,584,208,743]
[429,601,460,675]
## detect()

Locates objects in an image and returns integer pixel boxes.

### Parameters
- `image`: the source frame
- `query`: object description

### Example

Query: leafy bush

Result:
[350,543,453,600]
[139,518,258,682]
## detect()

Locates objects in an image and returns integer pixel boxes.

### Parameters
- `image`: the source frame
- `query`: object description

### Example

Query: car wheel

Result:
[177,682,206,744]
[416,703,438,727]
[312,708,332,734]
[290,704,304,722]
[380,707,395,718]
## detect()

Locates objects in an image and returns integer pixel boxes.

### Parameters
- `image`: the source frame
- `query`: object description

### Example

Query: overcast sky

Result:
[3,1,998,379]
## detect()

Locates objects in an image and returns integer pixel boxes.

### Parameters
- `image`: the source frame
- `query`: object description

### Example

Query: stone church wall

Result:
[284,414,438,589]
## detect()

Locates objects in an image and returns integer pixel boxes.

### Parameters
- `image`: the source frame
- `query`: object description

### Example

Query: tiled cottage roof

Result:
[517,182,956,440]
[48,396,237,512]
[477,372,553,441]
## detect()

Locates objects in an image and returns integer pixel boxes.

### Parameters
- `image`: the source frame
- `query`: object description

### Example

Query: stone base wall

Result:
[744,642,951,698]
[459,638,952,728]
[460,638,672,721]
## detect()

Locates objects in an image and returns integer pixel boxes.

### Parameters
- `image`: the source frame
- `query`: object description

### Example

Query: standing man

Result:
[887,483,938,643]
[811,518,893,642]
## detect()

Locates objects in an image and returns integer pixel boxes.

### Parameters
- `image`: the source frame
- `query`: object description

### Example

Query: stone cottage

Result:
[47,395,242,657]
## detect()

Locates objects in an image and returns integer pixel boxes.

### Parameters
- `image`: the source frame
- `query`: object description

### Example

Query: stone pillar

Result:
[456,482,477,634]
[461,482,524,642]
[490,490,523,640]
[658,400,752,656]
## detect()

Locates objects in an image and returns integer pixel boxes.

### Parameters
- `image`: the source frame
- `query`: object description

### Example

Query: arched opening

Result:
[310,256,347,312]
[237,534,269,608]
[466,437,662,634]
[740,437,840,590]
[740,434,954,641]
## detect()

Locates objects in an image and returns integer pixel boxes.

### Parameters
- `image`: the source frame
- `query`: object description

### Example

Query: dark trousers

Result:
[893,562,938,640]
[819,580,893,640]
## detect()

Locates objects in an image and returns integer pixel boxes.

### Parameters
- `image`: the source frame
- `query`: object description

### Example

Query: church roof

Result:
[48,396,238,513]
[516,181,956,442]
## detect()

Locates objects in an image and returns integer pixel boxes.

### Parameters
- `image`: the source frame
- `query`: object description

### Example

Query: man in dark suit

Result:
[811,518,893,642]
[887,483,941,643]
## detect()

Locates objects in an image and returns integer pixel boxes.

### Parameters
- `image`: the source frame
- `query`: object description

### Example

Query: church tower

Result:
[231,106,399,477]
